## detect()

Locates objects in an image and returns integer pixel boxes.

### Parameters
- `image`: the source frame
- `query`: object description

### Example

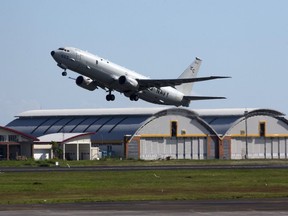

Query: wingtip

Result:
[217,76,232,79]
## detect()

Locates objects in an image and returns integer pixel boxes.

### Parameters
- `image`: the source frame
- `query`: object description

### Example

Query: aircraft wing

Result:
[136,76,230,89]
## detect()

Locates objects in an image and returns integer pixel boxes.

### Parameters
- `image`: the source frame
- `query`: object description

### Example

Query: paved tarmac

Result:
[1,199,288,216]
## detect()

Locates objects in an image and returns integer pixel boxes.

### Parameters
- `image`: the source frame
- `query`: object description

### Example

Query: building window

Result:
[171,121,178,137]
[8,135,18,142]
[259,122,266,137]
[107,145,112,152]
[0,135,5,142]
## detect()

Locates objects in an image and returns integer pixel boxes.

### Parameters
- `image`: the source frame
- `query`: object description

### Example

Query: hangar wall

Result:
[126,109,218,160]
[227,115,288,159]
[230,137,288,159]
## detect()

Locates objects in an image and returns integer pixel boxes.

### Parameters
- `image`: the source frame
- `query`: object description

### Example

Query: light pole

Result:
[244,110,248,159]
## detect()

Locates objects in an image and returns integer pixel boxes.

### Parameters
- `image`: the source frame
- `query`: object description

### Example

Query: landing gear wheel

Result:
[111,94,115,101]
[134,95,139,101]
[62,71,67,76]
[106,94,115,101]
[130,94,139,101]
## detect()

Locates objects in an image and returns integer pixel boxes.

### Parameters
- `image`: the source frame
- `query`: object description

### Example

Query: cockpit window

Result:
[58,48,70,52]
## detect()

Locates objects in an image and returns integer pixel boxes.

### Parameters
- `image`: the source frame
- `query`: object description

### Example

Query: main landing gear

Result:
[106,90,115,101]
[129,94,139,101]
[105,91,139,102]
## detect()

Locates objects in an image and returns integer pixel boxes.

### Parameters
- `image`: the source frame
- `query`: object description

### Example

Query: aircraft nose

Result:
[50,51,55,56]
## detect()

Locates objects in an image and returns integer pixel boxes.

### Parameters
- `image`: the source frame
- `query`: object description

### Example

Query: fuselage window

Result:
[96,60,98,65]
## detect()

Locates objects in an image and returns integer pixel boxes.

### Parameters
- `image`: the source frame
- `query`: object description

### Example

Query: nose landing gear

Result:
[62,70,67,76]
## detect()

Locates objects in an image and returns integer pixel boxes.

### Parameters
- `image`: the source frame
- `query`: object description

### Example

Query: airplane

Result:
[50,47,230,107]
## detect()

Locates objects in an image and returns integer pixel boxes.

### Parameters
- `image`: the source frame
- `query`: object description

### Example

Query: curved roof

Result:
[6,107,286,140]
[16,108,164,117]
[8,108,156,142]
[201,108,285,135]
[133,107,219,137]
[36,132,94,143]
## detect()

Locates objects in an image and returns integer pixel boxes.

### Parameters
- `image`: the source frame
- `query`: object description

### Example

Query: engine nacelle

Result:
[118,76,139,91]
[76,76,98,91]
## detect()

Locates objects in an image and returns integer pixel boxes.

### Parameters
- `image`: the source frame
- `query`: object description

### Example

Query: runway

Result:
[1,199,288,215]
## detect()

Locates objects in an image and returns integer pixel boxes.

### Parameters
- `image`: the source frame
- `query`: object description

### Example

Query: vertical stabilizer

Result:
[175,57,202,95]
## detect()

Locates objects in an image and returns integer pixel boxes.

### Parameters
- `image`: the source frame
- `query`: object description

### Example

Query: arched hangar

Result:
[216,109,288,159]
[5,107,288,160]
[126,108,218,160]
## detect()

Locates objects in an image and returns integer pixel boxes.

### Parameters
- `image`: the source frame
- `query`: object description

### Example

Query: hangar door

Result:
[139,137,208,160]
[219,137,231,159]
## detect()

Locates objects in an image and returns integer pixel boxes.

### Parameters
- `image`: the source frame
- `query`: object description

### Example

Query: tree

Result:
[51,141,63,159]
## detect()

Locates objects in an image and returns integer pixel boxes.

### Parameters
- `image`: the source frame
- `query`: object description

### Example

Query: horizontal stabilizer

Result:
[183,95,227,101]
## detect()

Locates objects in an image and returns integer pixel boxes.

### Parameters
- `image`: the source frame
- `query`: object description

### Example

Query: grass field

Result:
[0,165,288,204]
[1,158,288,167]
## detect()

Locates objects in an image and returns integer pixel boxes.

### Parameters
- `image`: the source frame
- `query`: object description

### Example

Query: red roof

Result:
[0,126,39,141]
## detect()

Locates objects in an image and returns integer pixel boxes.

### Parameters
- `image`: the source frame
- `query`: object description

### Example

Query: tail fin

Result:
[175,57,202,95]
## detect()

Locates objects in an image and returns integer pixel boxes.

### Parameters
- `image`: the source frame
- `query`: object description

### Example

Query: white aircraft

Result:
[51,47,229,107]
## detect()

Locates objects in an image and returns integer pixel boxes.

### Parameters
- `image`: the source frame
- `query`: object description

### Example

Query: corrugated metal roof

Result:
[16,108,164,117]
[10,108,165,141]
[17,107,257,117]
[195,108,256,116]
[200,108,285,135]
[7,107,285,140]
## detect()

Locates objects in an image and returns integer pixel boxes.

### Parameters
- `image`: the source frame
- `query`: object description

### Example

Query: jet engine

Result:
[118,76,139,91]
[76,76,98,91]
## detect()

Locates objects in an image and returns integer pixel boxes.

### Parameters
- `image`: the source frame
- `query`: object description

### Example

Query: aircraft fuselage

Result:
[51,47,185,106]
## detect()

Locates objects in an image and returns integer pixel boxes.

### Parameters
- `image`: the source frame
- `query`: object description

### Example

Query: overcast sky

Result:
[1,0,288,125]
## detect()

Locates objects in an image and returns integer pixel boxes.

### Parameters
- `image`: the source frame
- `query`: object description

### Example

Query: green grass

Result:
[1,158,288,167]
[0,168,287,204]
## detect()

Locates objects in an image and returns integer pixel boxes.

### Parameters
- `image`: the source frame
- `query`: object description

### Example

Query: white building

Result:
[34,132,98,160]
